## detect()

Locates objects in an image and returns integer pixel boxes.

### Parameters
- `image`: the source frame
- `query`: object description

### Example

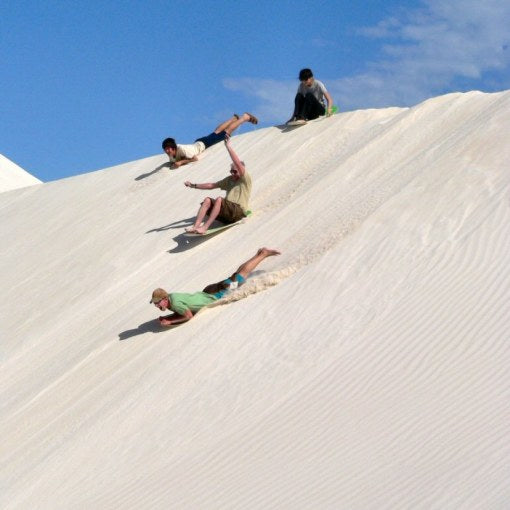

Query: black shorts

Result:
[202,273,246,298]
[195,130,227,149]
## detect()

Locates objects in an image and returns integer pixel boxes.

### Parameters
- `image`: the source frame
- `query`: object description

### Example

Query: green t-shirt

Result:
[216,172,252,213]
[169,292,218,315]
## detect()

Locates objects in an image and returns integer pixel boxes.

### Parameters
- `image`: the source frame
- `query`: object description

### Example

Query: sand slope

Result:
[1,91,509,508]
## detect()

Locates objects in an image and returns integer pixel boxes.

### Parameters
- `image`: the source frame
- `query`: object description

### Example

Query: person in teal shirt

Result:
[150,247,281,326]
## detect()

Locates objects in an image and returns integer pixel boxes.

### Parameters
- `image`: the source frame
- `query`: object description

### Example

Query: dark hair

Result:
[299,68,313,81]
[161,137,177,150]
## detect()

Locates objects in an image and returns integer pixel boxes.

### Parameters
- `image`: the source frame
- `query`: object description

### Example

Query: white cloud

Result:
[223,78,296,123]
[340,0,510,107]
[223,0,510,115]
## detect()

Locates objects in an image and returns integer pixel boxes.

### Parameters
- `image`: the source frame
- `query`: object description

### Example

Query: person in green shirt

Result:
[150,247,281,326]
[183,134,251,234]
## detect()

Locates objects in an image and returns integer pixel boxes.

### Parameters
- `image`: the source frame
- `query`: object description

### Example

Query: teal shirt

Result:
[169,292,218,315]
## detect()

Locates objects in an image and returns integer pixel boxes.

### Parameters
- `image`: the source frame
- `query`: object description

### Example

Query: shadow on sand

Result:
[146,216,222,253]
[275,123,304,133]
[118,318,182,341]
[146,216,195,234]
[167,232,215,253]
[135,162,171,181]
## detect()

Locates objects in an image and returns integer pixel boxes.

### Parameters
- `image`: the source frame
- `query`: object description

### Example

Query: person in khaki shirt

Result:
[184,134,251,235]
[162,112,258,169]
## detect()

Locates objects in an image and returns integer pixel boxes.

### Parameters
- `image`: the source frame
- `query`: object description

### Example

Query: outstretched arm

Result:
[324,91,334,115]
[184,181,218,190]
[224,135,245,177]
[159,309,194,326]
[171,156,198,169]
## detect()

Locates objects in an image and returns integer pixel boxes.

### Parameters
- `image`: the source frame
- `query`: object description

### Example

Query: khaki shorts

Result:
[205,198,245,224]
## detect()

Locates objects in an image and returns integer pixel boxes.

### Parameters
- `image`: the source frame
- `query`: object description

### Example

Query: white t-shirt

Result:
[168,141,206,163]
[297,79,328,106]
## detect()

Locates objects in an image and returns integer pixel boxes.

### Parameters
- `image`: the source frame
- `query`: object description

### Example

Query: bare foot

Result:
[244,112,258,125]
[185,226,197,233]
[258,247,281,257]
[194,226,208,235]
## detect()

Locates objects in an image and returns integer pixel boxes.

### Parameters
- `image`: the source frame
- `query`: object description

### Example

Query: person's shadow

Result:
[275,123,304,133]
[146,216,195,233]
[135,162,171,181]
[146,216,207,253]
[168,232,212,253]
[118,318,182,341]
[145,216,215,253]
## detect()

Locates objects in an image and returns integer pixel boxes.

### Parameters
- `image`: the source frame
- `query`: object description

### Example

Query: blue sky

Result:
[1,0,509,182]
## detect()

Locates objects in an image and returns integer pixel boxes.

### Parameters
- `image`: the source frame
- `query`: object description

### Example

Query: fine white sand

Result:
[1,90,509,509]
[0,154,41,192]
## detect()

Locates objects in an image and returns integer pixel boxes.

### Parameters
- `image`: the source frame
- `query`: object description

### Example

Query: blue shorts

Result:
[195,130,227,149]
[213,273,246,299]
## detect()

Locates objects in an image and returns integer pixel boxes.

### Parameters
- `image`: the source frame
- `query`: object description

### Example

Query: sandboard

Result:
[286,119,307,126]
[184,211,252,237]
[283,106,339,127]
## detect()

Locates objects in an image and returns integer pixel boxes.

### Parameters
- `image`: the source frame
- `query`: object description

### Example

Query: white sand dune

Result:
[0,154,41,192]
[1,90,509,509]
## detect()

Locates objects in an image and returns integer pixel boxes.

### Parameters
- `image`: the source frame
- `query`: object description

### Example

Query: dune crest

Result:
[0,153,41,192]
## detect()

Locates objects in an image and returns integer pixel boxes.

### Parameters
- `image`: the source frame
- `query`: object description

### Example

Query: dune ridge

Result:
[0,154,41,192]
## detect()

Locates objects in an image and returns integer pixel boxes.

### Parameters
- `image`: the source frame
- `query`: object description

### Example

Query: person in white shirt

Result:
[287,68,334,124]
[162,112,258,169]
